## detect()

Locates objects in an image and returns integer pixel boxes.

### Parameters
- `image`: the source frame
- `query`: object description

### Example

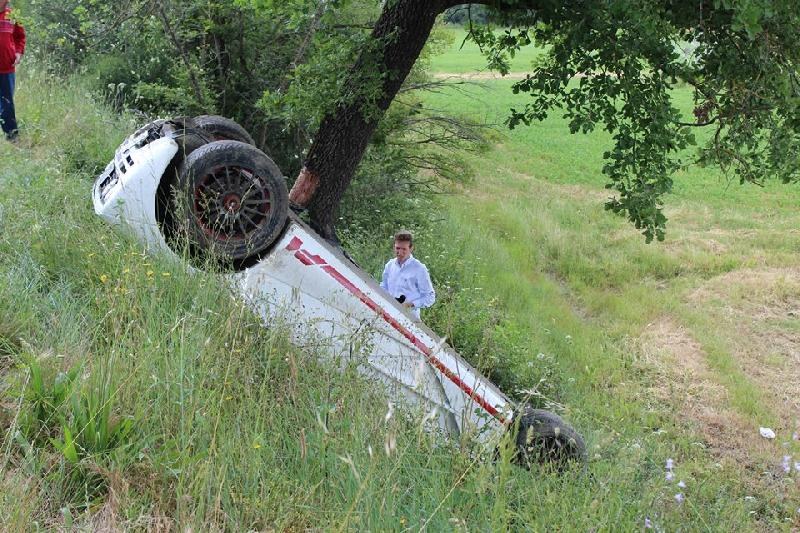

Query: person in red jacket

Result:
[0,0,24,141]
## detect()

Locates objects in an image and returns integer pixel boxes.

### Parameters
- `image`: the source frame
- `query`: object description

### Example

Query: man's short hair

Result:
[394,230,413,244]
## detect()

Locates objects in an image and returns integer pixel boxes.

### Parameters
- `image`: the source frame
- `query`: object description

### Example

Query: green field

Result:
[423,29,800,530]
[429,27,545,74]
[0,28,799,530]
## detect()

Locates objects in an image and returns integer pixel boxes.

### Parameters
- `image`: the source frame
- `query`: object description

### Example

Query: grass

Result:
[0,34,798,530]
[429,26,545,75]
[419,26,800,529]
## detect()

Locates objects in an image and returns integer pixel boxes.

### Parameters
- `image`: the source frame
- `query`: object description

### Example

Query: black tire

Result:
[163,117,207,157]
[175,140,288,263]
[193,115,255,146]
[514,408,586,467]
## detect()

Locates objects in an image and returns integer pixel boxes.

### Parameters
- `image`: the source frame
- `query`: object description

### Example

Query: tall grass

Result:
[0,54,797,531]
[0,64,580,531]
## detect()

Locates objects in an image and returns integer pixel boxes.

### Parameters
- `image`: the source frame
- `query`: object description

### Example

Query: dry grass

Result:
[638,318,764,464]
[688,268,800,424]
[0,468,57,529]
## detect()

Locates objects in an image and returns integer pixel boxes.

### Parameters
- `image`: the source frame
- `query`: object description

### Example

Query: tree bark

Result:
[290,0,460,239]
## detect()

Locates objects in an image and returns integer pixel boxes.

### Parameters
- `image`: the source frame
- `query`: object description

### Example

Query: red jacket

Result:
[0,8,25,74]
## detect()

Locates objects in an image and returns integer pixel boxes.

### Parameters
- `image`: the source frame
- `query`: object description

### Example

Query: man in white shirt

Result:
[380,230,435,319]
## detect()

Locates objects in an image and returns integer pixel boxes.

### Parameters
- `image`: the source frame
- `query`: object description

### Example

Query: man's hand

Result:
[403,301,414,309]
[13,53,21,66]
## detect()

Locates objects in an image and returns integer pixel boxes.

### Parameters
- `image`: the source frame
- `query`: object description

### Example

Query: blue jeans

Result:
[0,73,17,137]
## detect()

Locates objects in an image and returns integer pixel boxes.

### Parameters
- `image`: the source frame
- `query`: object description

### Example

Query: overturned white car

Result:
[91,116,585,465]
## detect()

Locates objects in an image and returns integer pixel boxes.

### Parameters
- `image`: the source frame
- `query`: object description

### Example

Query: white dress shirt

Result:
[380,254,435,318]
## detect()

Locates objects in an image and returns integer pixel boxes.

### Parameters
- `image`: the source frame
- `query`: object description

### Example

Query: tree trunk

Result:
[289,0,458,239]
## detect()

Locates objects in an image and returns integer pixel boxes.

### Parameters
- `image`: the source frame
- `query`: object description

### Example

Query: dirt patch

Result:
[689,267,800,312]
[507,170,610,204]
[433,72,528,81]
[639,318,767,463]
[662,235,729,256]
[551,182,611,204]
[688,268,800,421]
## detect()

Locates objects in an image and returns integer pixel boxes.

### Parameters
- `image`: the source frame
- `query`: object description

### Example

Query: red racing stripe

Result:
[285,237,505,422]
[294,250,314,265]
[286,236,302,251]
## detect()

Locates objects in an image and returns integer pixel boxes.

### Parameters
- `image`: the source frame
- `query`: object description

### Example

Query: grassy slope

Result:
[0,29,798,531]
[0,68,545,531]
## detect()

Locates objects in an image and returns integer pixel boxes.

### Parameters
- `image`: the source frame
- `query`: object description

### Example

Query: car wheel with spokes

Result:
[175,140,288,266]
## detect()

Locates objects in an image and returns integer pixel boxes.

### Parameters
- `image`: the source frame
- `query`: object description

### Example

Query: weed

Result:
[54,363,133,464]
[11,353,134,508]
[18,355,81,444]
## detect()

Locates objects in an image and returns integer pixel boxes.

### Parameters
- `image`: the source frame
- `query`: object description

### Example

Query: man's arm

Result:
[13,22,25,63]
[379,261,390,292]
[411,265,435,309]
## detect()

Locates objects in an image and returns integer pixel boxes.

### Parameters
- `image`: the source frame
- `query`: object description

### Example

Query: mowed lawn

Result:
[425,27,800,529]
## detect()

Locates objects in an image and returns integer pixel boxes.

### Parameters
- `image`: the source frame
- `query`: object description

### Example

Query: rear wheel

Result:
[163,117,207,156]
[193,115,255,146]
[174,140,288,265]
[514,408,586,467]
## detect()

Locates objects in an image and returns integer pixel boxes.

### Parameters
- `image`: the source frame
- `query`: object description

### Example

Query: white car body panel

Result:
[92,125,515,447]
[93,134,178,254]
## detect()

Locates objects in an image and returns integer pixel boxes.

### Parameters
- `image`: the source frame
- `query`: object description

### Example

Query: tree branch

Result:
[155,1,206,107]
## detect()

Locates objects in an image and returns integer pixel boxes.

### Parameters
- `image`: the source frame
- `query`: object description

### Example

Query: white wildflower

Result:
[759,427,776,439]
[385,431,397,457]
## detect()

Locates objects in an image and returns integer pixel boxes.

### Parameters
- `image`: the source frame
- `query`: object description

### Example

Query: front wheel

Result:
[174,140,288,265]
[513,408,586,467]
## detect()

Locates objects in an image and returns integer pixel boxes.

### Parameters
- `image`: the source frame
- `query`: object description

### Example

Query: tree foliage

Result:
[16,0,481,239]
[18,0,322,171]
[279,0,800,241]
[465,0,800,241]
[17,0,800,241]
